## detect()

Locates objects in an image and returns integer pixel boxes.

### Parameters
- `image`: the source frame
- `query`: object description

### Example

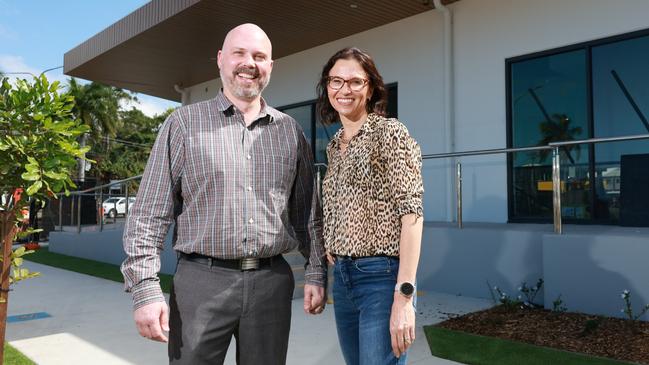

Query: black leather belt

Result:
[180,252,279,271]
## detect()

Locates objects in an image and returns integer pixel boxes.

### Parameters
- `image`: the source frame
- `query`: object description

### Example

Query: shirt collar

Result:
[331,113,381,147]
[214,90,276,123]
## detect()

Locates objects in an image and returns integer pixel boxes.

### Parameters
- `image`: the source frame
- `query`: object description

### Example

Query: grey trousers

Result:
[168,256,294,365]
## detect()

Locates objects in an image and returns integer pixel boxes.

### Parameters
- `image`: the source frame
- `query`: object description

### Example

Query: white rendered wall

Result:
[188,10,450,221]
[451,0,649,222]
[187,0,649,223]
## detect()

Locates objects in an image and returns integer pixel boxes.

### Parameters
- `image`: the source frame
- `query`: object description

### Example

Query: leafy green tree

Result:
[0,75,89,363]
[92,108,172,185]
[65,78,133,181]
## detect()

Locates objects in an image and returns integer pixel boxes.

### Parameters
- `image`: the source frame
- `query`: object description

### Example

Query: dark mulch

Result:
[436,305,649,364]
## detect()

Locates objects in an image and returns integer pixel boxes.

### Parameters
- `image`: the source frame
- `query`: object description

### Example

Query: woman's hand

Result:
[326,252,335,266]
[390,294,416,358]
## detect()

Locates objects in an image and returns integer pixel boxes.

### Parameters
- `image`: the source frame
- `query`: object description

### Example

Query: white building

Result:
[60,0,649,318]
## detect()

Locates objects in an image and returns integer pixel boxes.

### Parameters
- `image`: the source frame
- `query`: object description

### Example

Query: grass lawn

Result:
[424,326,635,365]
[23,247,173,293]
[5,343,36,365]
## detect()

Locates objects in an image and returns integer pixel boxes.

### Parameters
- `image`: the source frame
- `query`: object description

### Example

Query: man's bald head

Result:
[217,23,273,102]
[221,23,272,59]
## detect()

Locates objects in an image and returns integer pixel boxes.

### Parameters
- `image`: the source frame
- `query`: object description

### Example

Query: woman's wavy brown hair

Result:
[316,47,387,125]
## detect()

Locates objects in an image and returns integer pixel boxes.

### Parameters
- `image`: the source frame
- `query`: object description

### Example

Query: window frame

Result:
[506,27,649,224]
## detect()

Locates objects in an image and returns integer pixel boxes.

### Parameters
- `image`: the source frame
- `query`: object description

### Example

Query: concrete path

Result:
[7,262,492,364]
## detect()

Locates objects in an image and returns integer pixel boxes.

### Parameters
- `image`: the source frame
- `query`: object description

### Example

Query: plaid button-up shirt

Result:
[122,91,326,309]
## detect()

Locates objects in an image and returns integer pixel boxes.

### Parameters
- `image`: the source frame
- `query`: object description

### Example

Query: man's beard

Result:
[222,66,269,99]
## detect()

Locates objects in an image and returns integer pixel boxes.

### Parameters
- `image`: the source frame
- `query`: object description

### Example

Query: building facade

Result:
[61,0,649,318]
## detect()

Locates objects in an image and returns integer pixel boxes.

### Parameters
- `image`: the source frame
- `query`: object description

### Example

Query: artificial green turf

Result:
[5,343,36,365]
[23,247,173,293]
[424,325,634,365]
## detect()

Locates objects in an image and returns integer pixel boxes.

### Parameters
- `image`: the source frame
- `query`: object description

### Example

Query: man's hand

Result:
[134,301,170,342]
[303,284,326,315]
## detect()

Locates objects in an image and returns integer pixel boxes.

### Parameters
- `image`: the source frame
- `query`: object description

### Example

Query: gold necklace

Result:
[339,132,359,145]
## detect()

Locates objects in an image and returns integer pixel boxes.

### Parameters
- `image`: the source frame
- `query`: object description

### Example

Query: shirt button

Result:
[248,218,254,224]
[246,154,252,160]
[247,186,252,191]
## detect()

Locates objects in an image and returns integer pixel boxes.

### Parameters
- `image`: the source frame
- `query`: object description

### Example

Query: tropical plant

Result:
[65,78,134,181]
[0,75,89,363]
[66,78,133,140]
[536,113,583,164]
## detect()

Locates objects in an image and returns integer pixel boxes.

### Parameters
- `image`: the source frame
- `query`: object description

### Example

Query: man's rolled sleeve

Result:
[304,266,326,287]
[290,129,327,288]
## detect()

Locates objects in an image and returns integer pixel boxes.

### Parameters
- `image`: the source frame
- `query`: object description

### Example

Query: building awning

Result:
[64,0,458,101]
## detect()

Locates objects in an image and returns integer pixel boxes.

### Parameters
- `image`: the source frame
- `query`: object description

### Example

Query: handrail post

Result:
[125,182,130,217]
[77,194,82,234]
[114,197,118,224]
[456,162,463,229]
[70,195,75,226]
[316,165,322,202]
[552,147,562,234]
[99,189,104,232]
[313,163,327,203]
[58,196,63,231]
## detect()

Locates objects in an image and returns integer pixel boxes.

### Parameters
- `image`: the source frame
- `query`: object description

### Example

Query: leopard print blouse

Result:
[322,113,424,257]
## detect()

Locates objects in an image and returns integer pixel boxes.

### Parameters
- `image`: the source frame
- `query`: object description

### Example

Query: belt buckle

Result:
[240,258,260,271]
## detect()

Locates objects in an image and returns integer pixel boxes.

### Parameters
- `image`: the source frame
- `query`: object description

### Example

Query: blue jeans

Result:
[333,256,408,365]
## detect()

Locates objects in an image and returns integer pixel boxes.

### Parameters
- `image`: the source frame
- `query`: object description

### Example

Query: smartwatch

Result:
[395,282,416,298]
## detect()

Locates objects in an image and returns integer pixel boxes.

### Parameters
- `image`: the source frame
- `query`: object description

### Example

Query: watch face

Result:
[400,282,415,296]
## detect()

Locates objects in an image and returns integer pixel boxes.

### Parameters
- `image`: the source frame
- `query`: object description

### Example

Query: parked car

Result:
[102,197,136,218]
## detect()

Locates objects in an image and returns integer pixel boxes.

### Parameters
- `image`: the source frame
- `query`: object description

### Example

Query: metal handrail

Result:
[548,134,649,147]
[57,175,142,233]
[54,132,649,235]
[59,175,143,196]
[423,145,552,159]
[56,163,332,234]
[422,133,649,233]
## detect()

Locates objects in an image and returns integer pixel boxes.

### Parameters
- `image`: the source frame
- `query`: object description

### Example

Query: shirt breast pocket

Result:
[261,154,297,192]
[345,153,372,190]
[187,133,230,181]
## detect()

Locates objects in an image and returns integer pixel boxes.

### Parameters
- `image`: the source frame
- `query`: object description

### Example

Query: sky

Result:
[0,0,179,116]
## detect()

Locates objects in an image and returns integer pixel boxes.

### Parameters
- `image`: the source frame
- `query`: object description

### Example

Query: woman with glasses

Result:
[317,47,424,365]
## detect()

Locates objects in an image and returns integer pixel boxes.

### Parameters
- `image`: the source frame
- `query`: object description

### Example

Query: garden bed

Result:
[432,305,649,364]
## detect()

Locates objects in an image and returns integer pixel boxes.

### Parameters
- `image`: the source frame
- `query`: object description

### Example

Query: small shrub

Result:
[518,278,544,309]
[620,290,649,321]
[487,280,522,310]
[487,278,544,310]
[579,317,602,337]
[552,294,567,313]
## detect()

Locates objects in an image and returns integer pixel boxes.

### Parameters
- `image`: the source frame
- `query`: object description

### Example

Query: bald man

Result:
[121,23,327,364]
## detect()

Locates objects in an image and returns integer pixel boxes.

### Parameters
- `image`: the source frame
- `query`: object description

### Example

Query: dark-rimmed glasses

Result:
[326,76,368,91]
